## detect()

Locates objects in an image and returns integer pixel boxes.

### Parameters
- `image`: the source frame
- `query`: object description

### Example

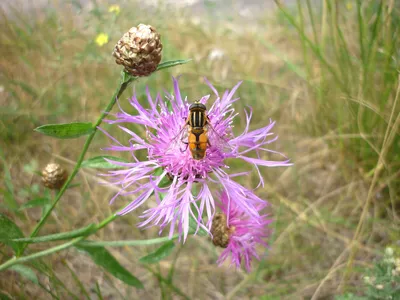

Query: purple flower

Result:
[213,191,272,272]
[100,77,291,241]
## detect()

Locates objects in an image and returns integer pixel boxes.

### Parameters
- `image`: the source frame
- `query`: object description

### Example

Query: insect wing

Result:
[166,124,189,154]
[206,122,232,152]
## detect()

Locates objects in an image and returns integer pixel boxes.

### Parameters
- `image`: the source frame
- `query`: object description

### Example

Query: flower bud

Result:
[211,213,230,248]
[42,163,68,190]
[113,24,162,77]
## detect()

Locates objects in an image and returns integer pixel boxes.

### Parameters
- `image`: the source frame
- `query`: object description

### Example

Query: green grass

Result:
[0,0,399,299]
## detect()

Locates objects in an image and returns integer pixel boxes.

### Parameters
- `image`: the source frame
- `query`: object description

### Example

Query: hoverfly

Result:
[168,100,229,160]
[187,101,209,159]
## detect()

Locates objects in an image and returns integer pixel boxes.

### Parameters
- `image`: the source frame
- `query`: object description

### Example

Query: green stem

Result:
[1,237,84,272]
[0,214,177,271]
[19,72,135,256]
[76,235,178,247]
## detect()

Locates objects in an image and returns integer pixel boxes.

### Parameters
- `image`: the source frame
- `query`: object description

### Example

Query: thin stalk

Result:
[19,72,135,256]
[0,237,85,271]
[340,78,400,290]
[274,0,349,95]
[296,0,312,82]
[305,0,318,44]
[77,235,178,247]
[0,214,177,271]
[62,259,91,300]
[144,265,190,300]
[94,282,104,300]
[0,213,117,272]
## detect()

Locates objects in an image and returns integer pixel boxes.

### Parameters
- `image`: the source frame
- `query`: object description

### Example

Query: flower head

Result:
[213,191,272,272]
[112,24,162,77]
[108,5,121,15]
[95,33,109,47]
[42,163,68,190]
[101,77,291,241]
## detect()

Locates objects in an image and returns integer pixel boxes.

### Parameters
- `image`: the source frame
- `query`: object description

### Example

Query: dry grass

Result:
[0,1,399,299]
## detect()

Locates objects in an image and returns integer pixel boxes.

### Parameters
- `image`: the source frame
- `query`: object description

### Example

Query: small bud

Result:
[42,163,68,190]
[211,213,234,248]
[375,284,384,290]
[113,24,162,77]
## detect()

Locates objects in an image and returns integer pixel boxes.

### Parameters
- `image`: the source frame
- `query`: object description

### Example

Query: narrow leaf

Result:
[156,59,192,71]
[34,122,93,139]
[94,282,104,300]
[139,241,175,264]
[6,224,96,244]
[19,197,50,210]
[0,214,24,253]
[82,156,129,169]
[75,244,143,288]
[10,264,39,284]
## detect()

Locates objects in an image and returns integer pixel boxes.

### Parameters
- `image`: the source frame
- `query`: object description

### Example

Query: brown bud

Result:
[113,24,162,77]
[41,163,68,190]
[211,213,231,248]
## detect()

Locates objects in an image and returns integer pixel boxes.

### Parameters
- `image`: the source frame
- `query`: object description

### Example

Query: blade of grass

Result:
[94,282,104,300]
[340,76,400,290]
[62,259,91,300]
[274,0,349,94]
[305,0,319,44]
[143,265,190,300]
[296,0,312,81]
[357,0,366,65]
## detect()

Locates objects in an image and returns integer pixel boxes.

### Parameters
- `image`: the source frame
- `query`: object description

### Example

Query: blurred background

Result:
[0,0,399,299]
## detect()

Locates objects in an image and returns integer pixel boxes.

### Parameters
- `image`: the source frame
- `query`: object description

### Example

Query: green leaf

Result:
[156,59,192,71]
[10,264,39,284]
[19,197,50,210]
[82,156,129,169]
[34,122,93,139]
[0,214,24,253]
[6,224,96,244]
[139,241,175,264]
[75,244,143,288]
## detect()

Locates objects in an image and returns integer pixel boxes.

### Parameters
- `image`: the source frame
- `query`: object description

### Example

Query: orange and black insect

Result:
[168,101,229,160]
[186,102,210,160]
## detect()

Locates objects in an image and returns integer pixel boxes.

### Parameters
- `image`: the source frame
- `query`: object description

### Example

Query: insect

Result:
[186,101,209,160]
[168,100,229,160]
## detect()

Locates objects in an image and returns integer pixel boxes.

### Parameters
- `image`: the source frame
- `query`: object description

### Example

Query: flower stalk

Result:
[0,214,177,272]
[18,71,135,256]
